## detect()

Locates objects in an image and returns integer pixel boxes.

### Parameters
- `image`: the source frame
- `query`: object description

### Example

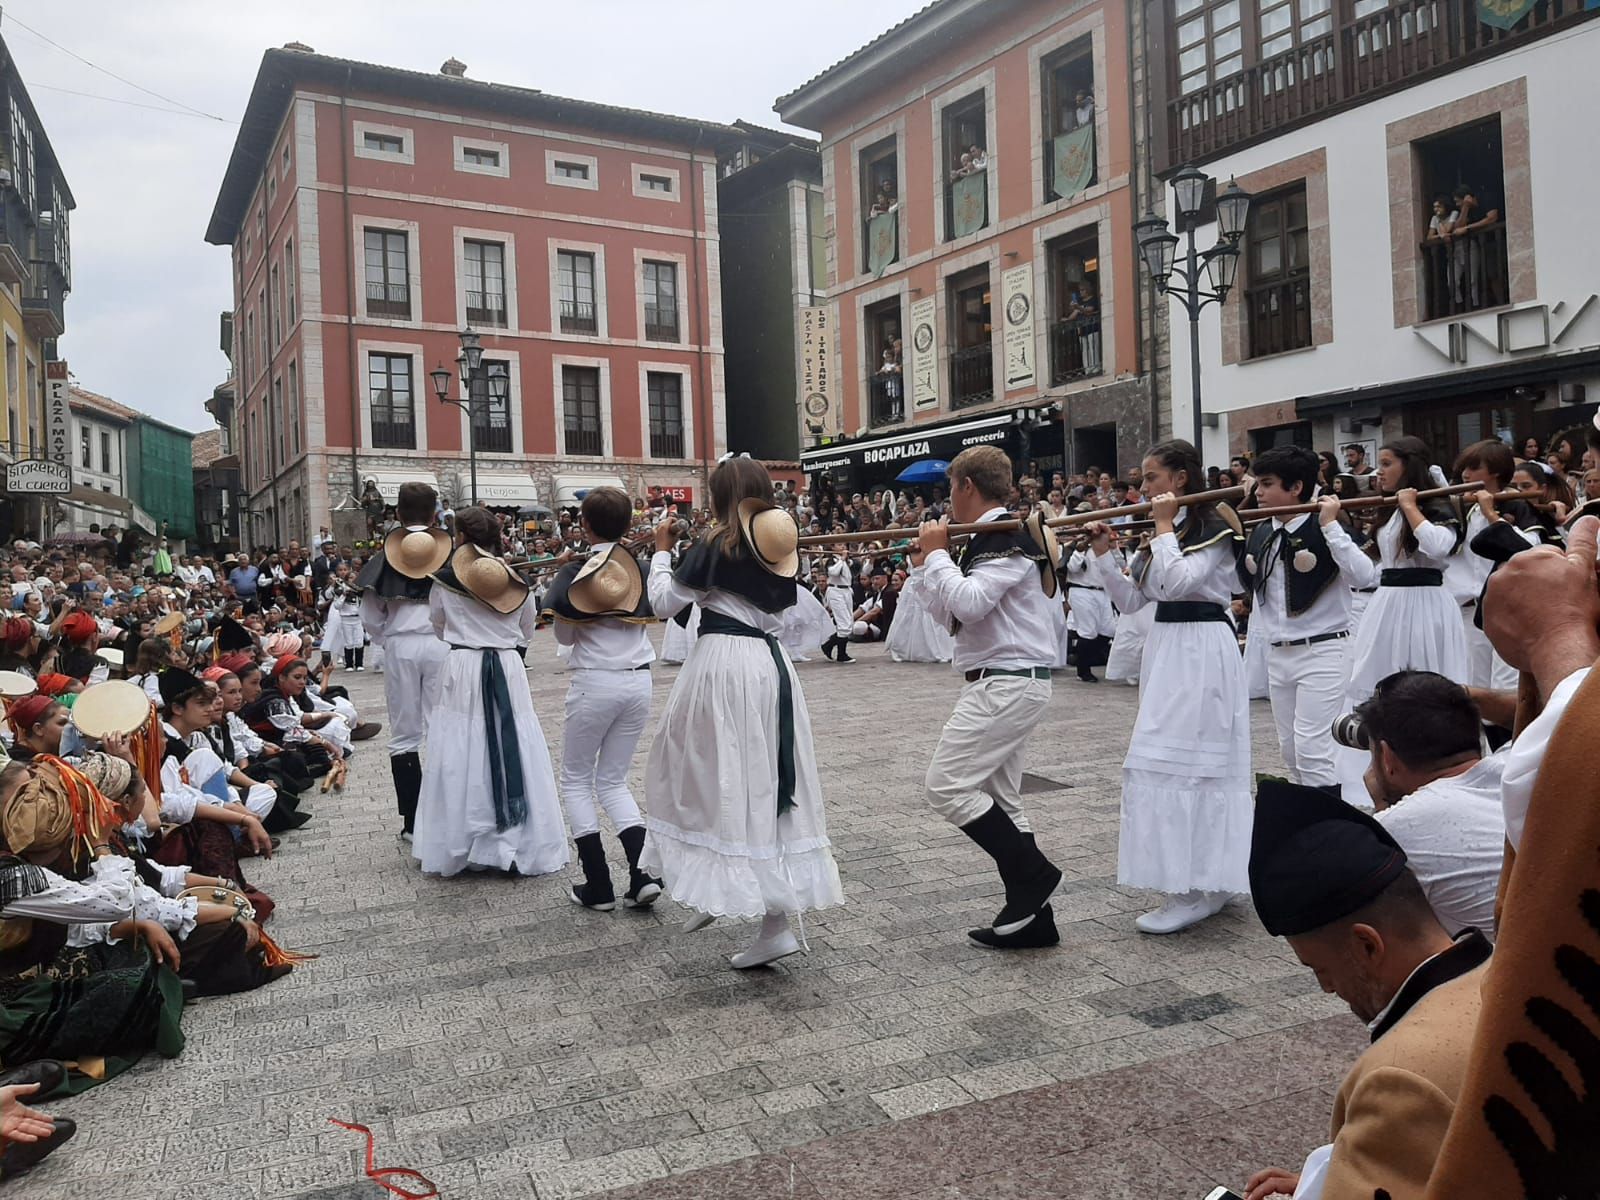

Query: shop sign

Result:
[1001,264,1036,390]
[6,459,71,494]
[45,361,71,468]
[909,296,938,410]
[798,305,839,439]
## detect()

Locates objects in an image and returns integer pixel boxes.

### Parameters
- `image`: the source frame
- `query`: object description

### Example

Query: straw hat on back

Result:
[383,526,452,579]
[449,545,528,615]
[567,545,644,617]
[736,499,800,579]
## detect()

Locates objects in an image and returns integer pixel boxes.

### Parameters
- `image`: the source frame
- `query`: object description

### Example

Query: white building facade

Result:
[60,385,134,534]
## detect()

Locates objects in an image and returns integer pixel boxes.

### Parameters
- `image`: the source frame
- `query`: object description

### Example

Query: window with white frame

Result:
[270,264,282,345]
[287,359,301,457]
[364,228,411,319]
[557,250,598,334]
[469,358,513,453]
[272,375,285,470]
[464,239,508,327]
[356,124,411,162]
[647,372,685,458]
[561,366,603,456]
[642,261,679,342]
[454,136,510,177]
[79,425,90,469]
[632,164,681,200]
[463,145,499,168]
[100,430,111,474]
[546,150,599,189]
[368,352,416,449]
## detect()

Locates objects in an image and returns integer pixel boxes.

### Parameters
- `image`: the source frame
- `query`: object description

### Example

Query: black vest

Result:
[669,538,797,627]
[1238,517,1340,615]
[355,550,433,601]
[946,523,1048,634]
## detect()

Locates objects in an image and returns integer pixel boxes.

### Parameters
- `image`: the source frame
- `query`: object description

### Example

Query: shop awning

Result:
[553,474,627,507]
[358,470,441,503]
[467,471,541,506]
[60,485,133,517]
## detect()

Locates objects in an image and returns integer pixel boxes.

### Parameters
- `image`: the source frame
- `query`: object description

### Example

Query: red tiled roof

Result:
[191,428,224,468]
[68,385,138,423]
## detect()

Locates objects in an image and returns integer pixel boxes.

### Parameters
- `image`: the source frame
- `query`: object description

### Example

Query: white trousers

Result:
[561,668,652,838]
[825,587,854,636]
[924,675,1052,830]
[1267,639,1351,788]
[382,633,450,754]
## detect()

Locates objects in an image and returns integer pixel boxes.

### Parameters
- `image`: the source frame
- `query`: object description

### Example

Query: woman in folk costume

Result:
[1346,436,1468,701]
[820,549,857,663]
[414,507,568,879]
[885,562,955,664]
[238,658,340,780]
[1085,439,1251,934]
[642,457,844,969]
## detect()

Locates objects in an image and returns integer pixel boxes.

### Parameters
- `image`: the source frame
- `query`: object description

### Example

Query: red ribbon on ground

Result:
[327,1118,439,1199]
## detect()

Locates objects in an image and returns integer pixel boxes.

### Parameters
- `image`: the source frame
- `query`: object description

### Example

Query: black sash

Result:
[1154,601,1230,624]
[697,610,796,817]
[1380,568,1443,588]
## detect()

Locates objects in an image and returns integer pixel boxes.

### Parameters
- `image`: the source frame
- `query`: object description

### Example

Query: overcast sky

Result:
[11,0,921,431]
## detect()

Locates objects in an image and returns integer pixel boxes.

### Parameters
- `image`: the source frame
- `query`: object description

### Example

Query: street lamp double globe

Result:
[1134,168,1252,455]
[430,328,508,508]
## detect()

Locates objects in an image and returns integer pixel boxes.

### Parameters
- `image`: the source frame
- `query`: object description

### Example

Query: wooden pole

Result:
[1235,483,1516,524]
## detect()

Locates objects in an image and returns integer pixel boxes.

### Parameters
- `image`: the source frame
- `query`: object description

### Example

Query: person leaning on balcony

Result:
[1448,184,1500,307]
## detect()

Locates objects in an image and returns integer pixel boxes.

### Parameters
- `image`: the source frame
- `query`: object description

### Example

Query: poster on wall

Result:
[798,305,839,439]
[1001,264,1036,391]
[909,295,939,410]
[45,360,71,468]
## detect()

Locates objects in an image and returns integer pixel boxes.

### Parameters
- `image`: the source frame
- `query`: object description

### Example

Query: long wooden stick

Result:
[794,486,1246,548]
[1235,483,1515,523]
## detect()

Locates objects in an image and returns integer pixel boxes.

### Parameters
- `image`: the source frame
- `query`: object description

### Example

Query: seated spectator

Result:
[1355,671,1506,940]
[850,570,898,642]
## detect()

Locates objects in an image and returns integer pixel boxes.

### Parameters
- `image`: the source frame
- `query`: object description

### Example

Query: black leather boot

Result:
[390,752,422,837]
[959,804,1062,932]
[569,832,616,911]
[969,902,1060,949]
[616,824,662,908]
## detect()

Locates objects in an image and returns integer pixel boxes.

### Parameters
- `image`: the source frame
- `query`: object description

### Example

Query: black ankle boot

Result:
[959,805,1062,931]
[569,833,616,910]
[969,902,1060,949]
[616,824,662,909]
[821,635,838,661]
[390,752,423,835]
[835,638,855,663]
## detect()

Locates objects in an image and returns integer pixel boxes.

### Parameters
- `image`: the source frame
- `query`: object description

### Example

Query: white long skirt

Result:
[886,578,955,664]
[413,647,569,878]
[1347,583,1468,700]
[642,631,844,919]
[659,605,701,665]
[1106,605,1153,685]
[781,589,835,663]
[1120,619,1253,895]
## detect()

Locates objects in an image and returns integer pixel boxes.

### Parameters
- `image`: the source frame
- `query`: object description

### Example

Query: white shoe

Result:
[400,831,413,844]
[1134,891,1228,935]
[729,929,800,969]
[683,912,716,934]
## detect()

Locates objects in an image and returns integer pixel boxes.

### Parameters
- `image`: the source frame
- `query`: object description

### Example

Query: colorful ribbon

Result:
[327,1118,438,1199]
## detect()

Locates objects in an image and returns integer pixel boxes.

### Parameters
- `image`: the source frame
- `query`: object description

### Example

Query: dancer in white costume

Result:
[642,457,843,970]
[1062,543,1115,683]
[886,567,955,663]
[781,585,834,662]
[412,508,569,879]
[1087,440,1251,934]
[1346,437,1468,702]
[1449,440,1527,691]
[820,553,856,663]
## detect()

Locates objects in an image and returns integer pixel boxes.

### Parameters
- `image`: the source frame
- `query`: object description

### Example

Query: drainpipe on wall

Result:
[339,82,362,515]
[688,125,711,483]
[1138,0,1164,449]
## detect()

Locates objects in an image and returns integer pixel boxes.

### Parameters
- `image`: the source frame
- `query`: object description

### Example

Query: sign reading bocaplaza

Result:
[45,361,71,468]
[798,305,839,439]
[1002,264,1036,390]
[909,295,938,410]
[7,460,71,494]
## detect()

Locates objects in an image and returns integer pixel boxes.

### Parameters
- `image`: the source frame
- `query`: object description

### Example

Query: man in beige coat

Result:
[1241,777,1491,1200]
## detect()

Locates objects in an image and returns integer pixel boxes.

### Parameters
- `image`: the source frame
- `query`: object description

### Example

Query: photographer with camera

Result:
[1339,671,1505,941]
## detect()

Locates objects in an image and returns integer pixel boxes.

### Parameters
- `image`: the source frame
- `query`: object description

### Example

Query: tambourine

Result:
[177,884,257,923]
[71,680,154,739]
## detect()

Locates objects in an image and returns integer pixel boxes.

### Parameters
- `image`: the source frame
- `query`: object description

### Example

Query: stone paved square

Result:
[23,633,1362,1199]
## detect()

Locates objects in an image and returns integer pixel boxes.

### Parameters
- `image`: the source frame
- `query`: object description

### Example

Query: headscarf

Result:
[262,632,300,659]
[2,616,34,652]
[60,612,98,643]
[201,665,233,684]
[6,693,55,737]
[217,652,255,676]
[34,673,74,697]
[270,655,304,680]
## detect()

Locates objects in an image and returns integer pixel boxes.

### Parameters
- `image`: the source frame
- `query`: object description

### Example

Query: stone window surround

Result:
[637,361,695,462]
[1030,198,1117,383]
[852,277,912,432]
[1219,147,1332,367]
[930,68,999,251]
[353,119,414,165]
[551,354,614,459]
[632,163,682,201]
[546,149,599,190]
[1026,10,1110,214]
[452,349,524,458]
[848,114,909,281]
[933,241,1004,416]
[452,226,520,333]
[548,238,610,341]
[356,337,430,455]
[633,247,688,347]
[352,215,422,326]
[1386,77,1534,329]
[453,135,510,178]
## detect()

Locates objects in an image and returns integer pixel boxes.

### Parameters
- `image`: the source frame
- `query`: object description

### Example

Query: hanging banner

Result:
[909,296,939,411]
[1476,0,1538,28]
[798,305,839,440]
[866,211,898,278]
[950,171,988,238]
[1052,125,1096,201]
[45,360,71,469]
[1001,265,1036,391]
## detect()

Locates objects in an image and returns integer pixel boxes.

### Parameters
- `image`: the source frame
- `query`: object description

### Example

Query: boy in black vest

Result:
[1239,446,1376,791]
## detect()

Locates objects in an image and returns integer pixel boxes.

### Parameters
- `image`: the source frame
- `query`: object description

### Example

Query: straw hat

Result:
[97,647,125,669]
[152,611,183,637]
[383,525,452,579]
[568,545,643,617]
[71,680,152,740]
[0,670,36,700]
[1022,511,1060,600]
[736,499,800,579]
[449,545,528,615]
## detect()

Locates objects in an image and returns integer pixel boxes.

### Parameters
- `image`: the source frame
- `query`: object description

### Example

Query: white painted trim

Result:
[632,163,681,201]
[546,149,598,190]
[452,226,519,333]
[548,239,609,341]
[632,247,687,347]
[552,354,613,459]
[356,338,430,455]
[352,119,414,165]
[636,360,693,462]
[853,277,911,431]
[351,215,422,325]
[453,135,510,178]
[930,68,999,249]
[455,350,525,458]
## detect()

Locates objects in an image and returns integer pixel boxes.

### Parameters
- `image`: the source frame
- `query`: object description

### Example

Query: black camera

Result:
[1331,711,1370,751]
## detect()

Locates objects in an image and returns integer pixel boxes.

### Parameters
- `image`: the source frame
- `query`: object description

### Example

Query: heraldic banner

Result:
[1052,125,1095,201]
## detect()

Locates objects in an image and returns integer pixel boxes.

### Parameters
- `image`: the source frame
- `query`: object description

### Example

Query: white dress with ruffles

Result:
[886,569,955,664]
[1091,521,1253,895]
[642,551,844,919]
[1347,508,1469,700]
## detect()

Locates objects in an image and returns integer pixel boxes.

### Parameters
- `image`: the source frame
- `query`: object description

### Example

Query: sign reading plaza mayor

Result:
[798,304,839,439]
[44,360,71,468]
[909,295,939,410]
[6,459,71,494]
[1001,263,1036,390]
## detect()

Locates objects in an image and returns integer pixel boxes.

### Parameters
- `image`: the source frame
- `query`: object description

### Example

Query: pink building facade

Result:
[208,47,741,545]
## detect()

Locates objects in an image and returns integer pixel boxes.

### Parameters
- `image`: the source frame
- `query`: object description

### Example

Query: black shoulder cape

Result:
[670,538,797,625]
[540,558,653,624]
[956,525,1047,576]
[355,550,432,601]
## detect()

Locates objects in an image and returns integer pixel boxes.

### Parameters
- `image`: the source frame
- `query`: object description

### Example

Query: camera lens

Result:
[1331,712,1369,751]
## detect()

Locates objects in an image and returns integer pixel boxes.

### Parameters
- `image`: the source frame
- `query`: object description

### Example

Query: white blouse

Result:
[1375,507,1456,570]
[429,582,539,650]
[1093,528,1237,613]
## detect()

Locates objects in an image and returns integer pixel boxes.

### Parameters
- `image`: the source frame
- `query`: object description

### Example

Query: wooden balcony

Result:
[1161,0,1597,169]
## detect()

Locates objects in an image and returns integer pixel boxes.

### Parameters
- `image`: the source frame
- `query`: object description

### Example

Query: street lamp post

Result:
[430,328,508,507]
[1134,168,1252,454]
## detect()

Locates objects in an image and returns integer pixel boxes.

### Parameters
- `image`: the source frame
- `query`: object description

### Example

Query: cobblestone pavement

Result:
[25,635,1362,1199]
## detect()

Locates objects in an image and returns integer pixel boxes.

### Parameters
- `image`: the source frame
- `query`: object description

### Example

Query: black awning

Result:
[1295,349,1600,416]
